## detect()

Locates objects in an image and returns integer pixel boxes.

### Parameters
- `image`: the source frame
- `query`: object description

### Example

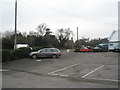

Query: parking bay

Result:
[48,63,118,84]
[2,51,119,88]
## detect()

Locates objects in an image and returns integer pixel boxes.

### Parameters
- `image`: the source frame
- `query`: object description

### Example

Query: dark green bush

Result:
[2,49,11,62]
[31,46,42,51]
[11,47,31,60]
[2,47,31,62]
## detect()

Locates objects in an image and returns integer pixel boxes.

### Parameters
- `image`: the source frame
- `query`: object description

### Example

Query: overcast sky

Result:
[0,0,119,40]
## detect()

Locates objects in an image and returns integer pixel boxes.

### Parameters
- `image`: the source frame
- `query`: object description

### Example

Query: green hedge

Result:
[2,47,31,62]
[11,47,31,60]
[2,49,11,62]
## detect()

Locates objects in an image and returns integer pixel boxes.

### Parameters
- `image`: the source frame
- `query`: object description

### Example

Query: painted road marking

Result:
[50,74,69,77]
[81,65,104,78]
[50,74,59,76]
[36,60,42,62]
[50,73,119,82]
[48,64,118,83]
[0,69,9,72]
[48,63,79,75]
[91,78,119,82]
[59,74,69,77]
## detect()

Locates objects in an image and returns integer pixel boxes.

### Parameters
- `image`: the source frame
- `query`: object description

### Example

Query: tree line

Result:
[1,23,108,50]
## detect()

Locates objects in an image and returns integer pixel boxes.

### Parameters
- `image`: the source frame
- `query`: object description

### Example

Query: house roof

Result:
[108,30,120,41]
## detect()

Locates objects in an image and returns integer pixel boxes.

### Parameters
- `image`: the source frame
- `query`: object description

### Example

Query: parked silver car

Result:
[29,48,61,59]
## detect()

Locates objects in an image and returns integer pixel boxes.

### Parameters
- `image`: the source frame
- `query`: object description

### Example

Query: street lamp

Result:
[14,0,17,49]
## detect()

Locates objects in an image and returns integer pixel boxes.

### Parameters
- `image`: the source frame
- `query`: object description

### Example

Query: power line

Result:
[18,1,48,18]
[19,0,118,26]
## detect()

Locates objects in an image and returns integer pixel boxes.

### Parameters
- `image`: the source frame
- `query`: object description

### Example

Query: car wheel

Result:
[32,55,37,59]
[52,54,57,58]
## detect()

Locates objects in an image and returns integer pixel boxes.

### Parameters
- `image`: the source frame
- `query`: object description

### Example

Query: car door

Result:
[46,49,53,57]
[38,49,47,57]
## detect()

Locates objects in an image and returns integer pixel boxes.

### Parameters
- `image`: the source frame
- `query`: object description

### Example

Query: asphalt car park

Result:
[2,50,119,88]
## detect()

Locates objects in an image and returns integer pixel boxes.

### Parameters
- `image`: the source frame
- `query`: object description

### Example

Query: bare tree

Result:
[3,31,14,38]
[36,23,47,36]
[57,28,73,48]
[22,32,27,37]
[29,31,39,37]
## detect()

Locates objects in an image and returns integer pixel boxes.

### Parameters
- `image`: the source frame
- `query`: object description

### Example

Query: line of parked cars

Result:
[75,44,108,52]
[29,44,108,59]
[28,43,120,59]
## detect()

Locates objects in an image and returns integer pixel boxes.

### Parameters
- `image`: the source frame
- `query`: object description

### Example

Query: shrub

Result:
[2,47,31,62]
[11,47,31,60]
[2,49,11,62]
[31,46,42,51]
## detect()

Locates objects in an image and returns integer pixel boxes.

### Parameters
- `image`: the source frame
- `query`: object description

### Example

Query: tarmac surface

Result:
[2,50,119,88]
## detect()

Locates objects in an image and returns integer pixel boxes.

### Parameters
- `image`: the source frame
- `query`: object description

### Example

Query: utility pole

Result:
[14,0,17,49]
[77,27,78,41]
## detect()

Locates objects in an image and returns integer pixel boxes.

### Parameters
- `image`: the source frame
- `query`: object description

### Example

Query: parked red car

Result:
[75,47,91,52]
[80,47,90,52]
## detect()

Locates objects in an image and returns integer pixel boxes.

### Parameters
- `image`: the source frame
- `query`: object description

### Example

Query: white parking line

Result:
[59,74,69,77]
[48,63,79,75]
[50,74,59,76]
[0,69,9,72]
[36,60,42,62]
[91,78,119,82]
[50,74,69,77]
[81,65,104,78]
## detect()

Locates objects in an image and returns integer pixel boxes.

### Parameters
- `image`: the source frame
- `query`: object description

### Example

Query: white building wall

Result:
[108,30,120,51]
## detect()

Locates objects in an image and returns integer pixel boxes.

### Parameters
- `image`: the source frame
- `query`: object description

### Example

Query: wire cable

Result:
[19,0,118,26]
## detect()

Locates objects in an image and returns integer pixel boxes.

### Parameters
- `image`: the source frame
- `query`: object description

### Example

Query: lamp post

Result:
[14,0,17,49]
[77,27,78,41]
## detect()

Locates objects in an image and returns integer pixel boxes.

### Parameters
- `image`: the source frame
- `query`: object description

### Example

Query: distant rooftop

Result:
[108,30,120,41]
